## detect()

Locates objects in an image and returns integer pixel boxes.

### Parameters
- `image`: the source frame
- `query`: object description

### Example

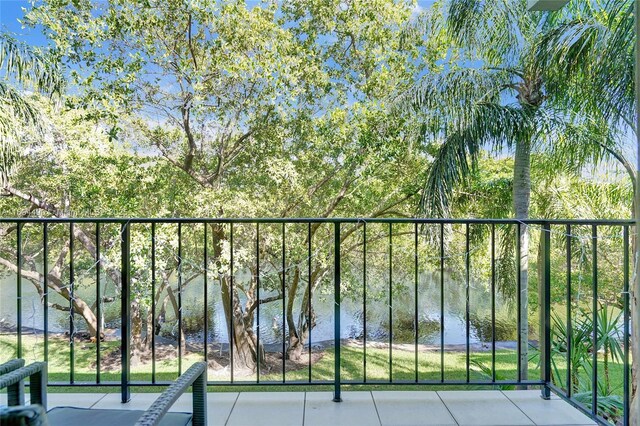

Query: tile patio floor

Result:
[2,390,597,426]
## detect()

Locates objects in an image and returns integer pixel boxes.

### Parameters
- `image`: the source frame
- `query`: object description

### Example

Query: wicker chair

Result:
[0,360,207,426]
[0,359,25,375]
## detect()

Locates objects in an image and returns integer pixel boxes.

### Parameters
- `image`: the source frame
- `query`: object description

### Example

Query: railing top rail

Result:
[0,217,634,225]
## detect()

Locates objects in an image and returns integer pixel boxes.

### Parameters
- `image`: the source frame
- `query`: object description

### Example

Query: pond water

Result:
[0,268,517,346]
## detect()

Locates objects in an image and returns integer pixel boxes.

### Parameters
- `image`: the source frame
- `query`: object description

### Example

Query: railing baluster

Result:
[465,223,470,383]
[491,224,496,382]
[566,224,572,397]
[389,222,393,383]
[516,223,522,383]
[151,222,156,384]
[43,223,48,364]
[203,223,208,365]
[333,222,342,402]
[541,223,551,399]
[414,222,419,383]
[440,222,444,383]
[69,222,74,384]
[363,223,367,383]
[256,223,261,383]
[178,222,183,376]
[591,225,597,414]
[282,222,286,383]
[96,223,101,384]
[16,222,22,360]
[308,222,312,383]
[121,222,131,403]
[623,225,630,426]
[230,222,234,383]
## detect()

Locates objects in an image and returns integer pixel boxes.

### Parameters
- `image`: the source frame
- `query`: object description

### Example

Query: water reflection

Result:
[1,269,515,347]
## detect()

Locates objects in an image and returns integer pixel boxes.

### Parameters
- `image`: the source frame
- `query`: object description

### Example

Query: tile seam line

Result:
[369,390,383,426]
[499,389,537,426]
[435,390,460,426]
[503,394,596,426]
[224,392,241,426]
[88,392,109,408]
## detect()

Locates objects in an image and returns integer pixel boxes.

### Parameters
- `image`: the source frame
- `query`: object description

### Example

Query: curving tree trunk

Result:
[286,267,320,362]
[220,275,262,370]
[0,254,100,337]
[210,223,264,371]
[130,298,145,365]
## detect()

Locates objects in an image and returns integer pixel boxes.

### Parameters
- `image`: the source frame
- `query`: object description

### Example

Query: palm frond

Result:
[420,103,534,217]
[533,109,622,175]
[573,391,623,419]
[535,0,634,127]
[496,224,516,303]
[400,66,513,136]
[0,33,64,186]
[447,0,536,67]
[0,34,64,96]
[0,82,40,131]
[0,134,18,187]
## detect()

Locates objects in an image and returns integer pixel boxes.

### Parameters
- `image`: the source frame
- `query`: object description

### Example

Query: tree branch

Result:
[246,294,283,317]
[187,13,198,72]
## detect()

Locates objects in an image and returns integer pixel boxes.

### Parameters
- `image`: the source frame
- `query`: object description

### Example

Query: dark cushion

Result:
[47,407,191,426]
[0,404,48,426]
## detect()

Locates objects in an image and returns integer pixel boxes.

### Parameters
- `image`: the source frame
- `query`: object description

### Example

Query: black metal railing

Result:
[0,218,632,425]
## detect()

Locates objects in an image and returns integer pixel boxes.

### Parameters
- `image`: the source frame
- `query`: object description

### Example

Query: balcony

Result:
[1,390,598,425]
[0,218,632,425]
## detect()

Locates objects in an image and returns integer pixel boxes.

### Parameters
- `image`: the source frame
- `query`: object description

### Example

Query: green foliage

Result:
[0,34,64,185]
[468,358,515,390]
[547,305,624,419]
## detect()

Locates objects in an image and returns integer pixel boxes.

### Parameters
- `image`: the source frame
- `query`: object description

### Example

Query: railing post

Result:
[121,222,131,403]
[623,225,630,426]
[16,222,22,360]
[540,222,551,399]
[333,222,342,402]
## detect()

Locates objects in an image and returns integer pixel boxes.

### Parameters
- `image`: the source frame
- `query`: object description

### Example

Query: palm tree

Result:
[406,0,618,381]
[0,33,64,184]
[534,1,639,420]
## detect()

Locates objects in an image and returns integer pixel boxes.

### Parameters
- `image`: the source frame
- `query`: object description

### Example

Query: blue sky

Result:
[0,0,47,45]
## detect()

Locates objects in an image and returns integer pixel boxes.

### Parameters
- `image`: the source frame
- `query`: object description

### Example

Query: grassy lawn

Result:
[0,334,626,398]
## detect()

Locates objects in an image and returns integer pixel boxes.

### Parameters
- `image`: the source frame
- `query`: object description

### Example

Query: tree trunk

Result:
[286,267,319,362]
[130,298,145,365]
[165,285,185,355]
[209,223,262,371]
[286,267,302,360]
[514,137,532,382]
[144,310,153,351]
[70,294,100,338]
[220,276,261,370]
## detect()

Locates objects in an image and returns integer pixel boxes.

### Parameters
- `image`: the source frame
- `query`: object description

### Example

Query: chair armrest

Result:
[0,359,25,376]
[0,362,47,409]
[134,362,207,426]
